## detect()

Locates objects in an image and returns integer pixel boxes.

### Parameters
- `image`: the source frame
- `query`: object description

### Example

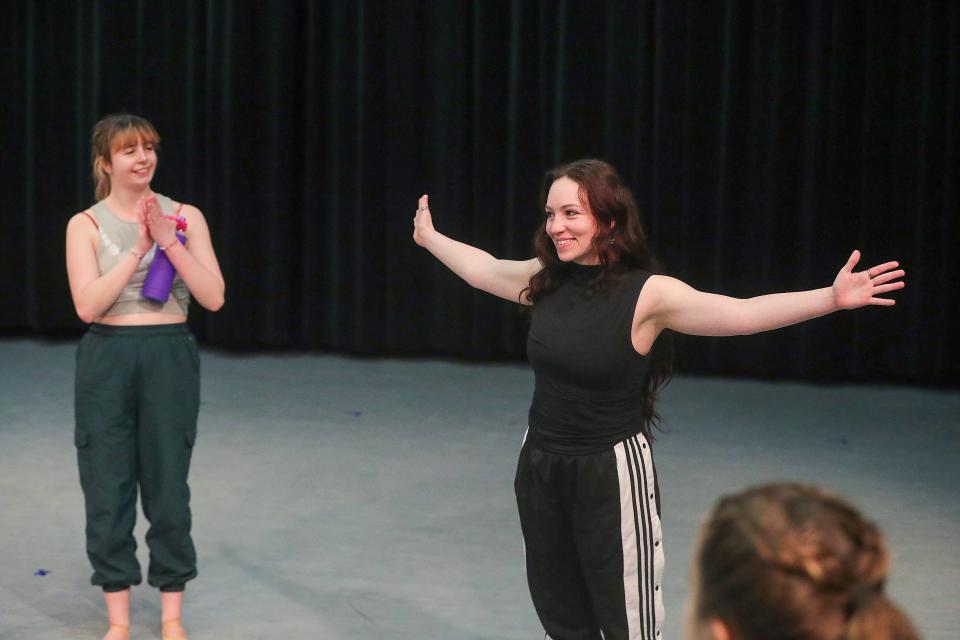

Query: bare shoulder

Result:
[66,210,100,274]
[177,203,211,230]
[67,210,99,238]
[639,274,694,303]
[644,273,684,290]
[636,273,673,306]
[634,273,698,331]
[631,274,672,354]
[178,203,204,220]
[68,209,97,225]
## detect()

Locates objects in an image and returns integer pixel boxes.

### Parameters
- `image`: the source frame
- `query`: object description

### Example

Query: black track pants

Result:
[515,434,665,640]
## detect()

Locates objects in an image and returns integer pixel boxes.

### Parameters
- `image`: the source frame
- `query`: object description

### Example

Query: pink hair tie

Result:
[164,215,188,232]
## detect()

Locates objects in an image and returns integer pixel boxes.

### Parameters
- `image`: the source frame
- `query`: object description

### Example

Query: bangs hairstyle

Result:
[90,113,161,200]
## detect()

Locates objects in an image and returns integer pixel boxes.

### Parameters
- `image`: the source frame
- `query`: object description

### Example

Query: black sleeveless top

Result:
[526,264,653,454]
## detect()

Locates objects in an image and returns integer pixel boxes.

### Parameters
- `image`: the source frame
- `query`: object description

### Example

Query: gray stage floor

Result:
[1,339,957,639]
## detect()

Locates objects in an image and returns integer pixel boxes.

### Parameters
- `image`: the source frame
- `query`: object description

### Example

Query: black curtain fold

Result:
[2,0,957,385]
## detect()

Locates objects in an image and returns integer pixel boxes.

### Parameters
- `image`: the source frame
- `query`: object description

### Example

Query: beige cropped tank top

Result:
[90,194,191,317]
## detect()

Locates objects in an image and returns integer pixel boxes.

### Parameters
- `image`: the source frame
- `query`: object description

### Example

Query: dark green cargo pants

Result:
[75,323,200,592]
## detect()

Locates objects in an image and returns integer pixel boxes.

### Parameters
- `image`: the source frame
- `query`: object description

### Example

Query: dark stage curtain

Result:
[3,1,957,385]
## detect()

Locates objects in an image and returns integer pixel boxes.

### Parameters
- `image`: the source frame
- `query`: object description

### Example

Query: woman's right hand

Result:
[413,194,436,247]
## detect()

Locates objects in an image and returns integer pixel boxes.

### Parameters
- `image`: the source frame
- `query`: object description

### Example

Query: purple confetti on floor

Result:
[34,569,50,577]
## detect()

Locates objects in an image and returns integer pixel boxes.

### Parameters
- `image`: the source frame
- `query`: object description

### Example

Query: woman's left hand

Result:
[833,250,906,309]
[142,195,179,247]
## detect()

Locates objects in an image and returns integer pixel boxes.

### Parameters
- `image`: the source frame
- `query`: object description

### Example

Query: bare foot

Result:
[103,624,130,640]
[162,619,188,640]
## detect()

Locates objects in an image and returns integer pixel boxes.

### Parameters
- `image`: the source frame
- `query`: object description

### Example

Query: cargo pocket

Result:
[75,429,95,493]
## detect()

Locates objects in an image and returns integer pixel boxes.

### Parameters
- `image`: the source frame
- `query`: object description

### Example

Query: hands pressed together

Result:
[832,250,906,309]
[135,194,183,256]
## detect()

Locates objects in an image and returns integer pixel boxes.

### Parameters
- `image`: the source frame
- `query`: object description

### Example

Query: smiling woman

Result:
[65,113,225,640]
[411,157,906,640]
[544,177,599,264]
[91,116,161,201]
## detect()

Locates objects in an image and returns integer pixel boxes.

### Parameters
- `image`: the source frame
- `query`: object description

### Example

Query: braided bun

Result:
[692,483,919,640]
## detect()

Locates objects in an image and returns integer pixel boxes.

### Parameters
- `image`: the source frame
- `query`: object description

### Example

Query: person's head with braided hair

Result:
[687,483,919,640]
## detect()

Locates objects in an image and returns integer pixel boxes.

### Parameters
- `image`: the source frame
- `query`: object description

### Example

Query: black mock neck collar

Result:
[564,261,604,282]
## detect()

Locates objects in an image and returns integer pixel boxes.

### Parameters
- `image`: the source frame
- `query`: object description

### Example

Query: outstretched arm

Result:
[639,250,905,338]
[413,194,541,304]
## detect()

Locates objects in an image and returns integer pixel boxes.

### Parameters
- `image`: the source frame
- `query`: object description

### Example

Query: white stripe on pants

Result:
[614,435,665,639]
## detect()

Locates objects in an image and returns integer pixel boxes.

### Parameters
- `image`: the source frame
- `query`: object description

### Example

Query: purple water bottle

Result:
[142,232,187,302]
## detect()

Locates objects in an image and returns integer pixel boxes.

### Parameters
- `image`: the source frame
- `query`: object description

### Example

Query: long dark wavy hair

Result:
[523,158,673,436]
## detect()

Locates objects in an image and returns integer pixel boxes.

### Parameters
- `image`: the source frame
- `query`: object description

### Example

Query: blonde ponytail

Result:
[92,155,110,201]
